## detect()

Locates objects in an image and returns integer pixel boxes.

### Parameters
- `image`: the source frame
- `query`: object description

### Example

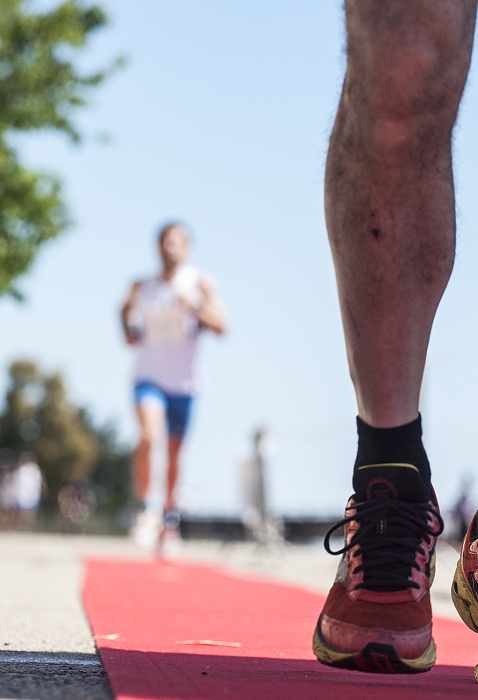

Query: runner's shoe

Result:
[313,463,443,674]
[130,509,162,551]
[451,510,478,632]
[159,509,181,560]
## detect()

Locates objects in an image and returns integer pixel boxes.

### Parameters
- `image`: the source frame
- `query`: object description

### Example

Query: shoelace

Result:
[324,499,444,592]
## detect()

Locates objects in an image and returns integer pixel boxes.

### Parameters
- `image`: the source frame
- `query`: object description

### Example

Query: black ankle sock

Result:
[353,414,431,502]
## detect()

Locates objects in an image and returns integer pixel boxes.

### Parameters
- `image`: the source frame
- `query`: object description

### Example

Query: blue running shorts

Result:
[134,381,194,438]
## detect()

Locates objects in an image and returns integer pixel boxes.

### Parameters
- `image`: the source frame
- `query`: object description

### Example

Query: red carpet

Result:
[83,559,478,699]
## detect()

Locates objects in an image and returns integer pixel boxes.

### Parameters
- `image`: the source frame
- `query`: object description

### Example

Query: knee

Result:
[358,46,459,159]
[346,13,472,158]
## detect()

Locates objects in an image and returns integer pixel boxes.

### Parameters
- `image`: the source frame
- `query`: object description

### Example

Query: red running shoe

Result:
[313,463,443,674]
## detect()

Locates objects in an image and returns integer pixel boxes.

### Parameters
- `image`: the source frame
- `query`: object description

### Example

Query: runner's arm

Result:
[121,282,142,345]
[194,277,227,335]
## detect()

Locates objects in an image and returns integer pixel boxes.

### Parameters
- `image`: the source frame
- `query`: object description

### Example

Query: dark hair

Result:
[157,221,191,245]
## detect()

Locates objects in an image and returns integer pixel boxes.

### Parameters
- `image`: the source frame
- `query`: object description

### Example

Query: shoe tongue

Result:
[353,463,429,503]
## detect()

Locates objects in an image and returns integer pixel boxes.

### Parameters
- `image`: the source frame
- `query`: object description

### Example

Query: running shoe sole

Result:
[451,560,478,632]
[451,527,478,684]
[312,622,436,674]
[451,508,478,633]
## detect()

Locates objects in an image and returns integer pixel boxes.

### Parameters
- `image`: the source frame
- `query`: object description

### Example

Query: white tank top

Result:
[131,265,205,395]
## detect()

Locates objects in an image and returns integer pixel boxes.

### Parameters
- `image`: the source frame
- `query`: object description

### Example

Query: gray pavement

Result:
[0,532,462,698]
[0,534,149,700]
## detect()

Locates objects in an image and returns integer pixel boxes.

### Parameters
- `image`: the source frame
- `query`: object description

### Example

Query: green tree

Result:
[0,360,132,514]
[81,412,132,515]
[0,0,116,298]
[0,360,99,507]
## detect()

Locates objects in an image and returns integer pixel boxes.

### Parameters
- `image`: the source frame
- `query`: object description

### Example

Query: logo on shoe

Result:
[366,478,398,500]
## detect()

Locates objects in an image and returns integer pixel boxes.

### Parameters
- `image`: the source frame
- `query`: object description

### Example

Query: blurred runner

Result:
[121,222,226,554]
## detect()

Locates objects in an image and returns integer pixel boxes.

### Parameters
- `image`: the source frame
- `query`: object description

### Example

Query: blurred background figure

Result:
[0,459,19,528]
[242,427,284,547]
[58,481,97,533]
[449,475,476,542]
[0,360,132,534]
[122,222,226,554]
[0,452,45,531]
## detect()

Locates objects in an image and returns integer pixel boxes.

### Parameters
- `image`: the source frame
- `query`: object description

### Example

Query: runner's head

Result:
[158,222,190,271]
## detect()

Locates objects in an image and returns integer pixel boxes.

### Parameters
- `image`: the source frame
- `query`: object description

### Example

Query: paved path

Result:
[0,534,148,699]
[0,533,462,698]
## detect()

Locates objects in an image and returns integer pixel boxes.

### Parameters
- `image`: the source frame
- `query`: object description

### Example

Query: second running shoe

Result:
[451,509,478,633]
[313,463,443,674]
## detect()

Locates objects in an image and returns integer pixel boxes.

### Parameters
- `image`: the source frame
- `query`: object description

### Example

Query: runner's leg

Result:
[134,400,166,502]
[327,0,477,427]
[314,0,477,674]
[165,436,182,511]
[159,397,191,557]
[162,394,193,513]
[131,398,167,549]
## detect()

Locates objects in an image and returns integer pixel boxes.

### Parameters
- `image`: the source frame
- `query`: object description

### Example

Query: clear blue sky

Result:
[1,1,478,516]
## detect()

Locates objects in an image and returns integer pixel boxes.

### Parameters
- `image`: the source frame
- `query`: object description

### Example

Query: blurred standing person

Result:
[451,476,475,541]
[1,453,45,530]
[14,453,45,529]
[121,222,226,553]
[241,427,284,546]
[0,460,18,528]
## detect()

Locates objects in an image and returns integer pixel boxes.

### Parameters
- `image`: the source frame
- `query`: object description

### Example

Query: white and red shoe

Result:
[130,510,162,551]
[313,464,443,674]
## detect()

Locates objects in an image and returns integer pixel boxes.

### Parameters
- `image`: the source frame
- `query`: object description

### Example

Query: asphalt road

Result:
[0,534,149,700]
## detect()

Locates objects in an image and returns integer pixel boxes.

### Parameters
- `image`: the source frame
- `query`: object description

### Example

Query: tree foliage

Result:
[0,360,131,512]
[81,411,132,514]
[0,0,115,297]
[0,360,98,506]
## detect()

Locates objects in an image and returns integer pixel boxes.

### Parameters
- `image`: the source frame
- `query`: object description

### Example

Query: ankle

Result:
[353,414,431,500]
